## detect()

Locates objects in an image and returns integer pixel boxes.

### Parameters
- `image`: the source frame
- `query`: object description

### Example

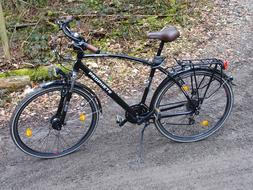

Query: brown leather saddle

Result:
[147,26,180,42]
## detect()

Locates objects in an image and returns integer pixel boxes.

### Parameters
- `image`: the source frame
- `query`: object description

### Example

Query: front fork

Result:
[51,71,77,130]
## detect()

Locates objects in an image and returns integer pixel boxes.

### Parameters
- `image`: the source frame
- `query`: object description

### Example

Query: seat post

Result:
[156,41,165,56]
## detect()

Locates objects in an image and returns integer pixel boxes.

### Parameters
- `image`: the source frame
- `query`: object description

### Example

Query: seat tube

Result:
[141,68,156,104]
[141,41,164,104]
[156,41,165,56]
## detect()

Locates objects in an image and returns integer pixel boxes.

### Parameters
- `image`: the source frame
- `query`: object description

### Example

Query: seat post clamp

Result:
[152,56,166,68]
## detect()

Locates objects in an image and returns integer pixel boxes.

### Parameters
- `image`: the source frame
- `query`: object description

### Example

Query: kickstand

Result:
[138,122,150,164]
[128,122,150,169]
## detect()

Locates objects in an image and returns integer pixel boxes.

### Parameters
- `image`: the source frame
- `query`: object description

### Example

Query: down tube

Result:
[78,62,135,115]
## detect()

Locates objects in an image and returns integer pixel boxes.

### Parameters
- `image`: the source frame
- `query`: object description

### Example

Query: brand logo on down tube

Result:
[88,72,112,94]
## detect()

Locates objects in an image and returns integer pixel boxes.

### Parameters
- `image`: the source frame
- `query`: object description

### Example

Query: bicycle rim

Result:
[153,69,233,142]
[10,85,99,158]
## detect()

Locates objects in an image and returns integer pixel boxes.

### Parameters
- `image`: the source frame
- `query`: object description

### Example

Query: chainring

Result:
[125,104,149,123]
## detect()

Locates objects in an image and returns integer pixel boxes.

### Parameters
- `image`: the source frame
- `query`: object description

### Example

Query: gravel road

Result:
[0,0,253,189]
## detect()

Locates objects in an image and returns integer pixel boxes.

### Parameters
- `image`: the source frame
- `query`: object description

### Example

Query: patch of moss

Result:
[0,64,70,81]
[0,67,49,81]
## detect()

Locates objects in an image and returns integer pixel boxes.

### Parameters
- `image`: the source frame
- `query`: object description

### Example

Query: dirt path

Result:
[1,0,253,189]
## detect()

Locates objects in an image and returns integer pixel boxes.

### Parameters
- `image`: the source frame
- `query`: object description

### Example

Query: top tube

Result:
[82,53,152,66]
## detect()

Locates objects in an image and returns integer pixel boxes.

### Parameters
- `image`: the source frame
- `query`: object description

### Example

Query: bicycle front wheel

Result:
[10,84,100,158]
[152,69,233,142]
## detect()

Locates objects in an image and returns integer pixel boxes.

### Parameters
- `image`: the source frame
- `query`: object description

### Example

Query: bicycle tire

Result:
[151,68,234,142]
[10,84,100,158]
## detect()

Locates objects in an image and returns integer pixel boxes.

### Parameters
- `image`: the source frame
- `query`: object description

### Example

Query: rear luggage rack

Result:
[163,58,228,77]
[176,58,225,69]
[162,58,233,90]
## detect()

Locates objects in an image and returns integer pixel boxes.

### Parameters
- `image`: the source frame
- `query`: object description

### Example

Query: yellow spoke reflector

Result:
[182,85,190,91]
[200,120,209,126]
[80,113,86,122]
[25,128,32,137]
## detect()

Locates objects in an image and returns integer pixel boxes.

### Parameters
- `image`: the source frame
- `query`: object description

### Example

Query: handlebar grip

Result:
[86,43,100,53]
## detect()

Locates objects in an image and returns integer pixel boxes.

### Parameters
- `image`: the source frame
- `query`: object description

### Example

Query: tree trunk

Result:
[0,76,30,89]
[0,2,11,60]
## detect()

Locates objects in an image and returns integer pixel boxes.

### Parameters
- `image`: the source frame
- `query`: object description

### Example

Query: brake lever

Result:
[71,41,86,52]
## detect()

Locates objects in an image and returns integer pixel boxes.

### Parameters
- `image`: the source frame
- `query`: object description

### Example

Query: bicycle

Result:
[10,17,234,158]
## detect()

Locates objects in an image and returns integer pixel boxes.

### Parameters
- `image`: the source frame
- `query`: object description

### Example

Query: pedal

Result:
[116,115,127,127]
[116,115,124,123]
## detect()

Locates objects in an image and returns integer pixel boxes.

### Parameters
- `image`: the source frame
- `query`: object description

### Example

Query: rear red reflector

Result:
[223,60,229,70]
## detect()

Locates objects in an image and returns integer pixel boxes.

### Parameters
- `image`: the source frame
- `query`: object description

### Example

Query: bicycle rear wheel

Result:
[152,68,233,142]
[10,84,100,158]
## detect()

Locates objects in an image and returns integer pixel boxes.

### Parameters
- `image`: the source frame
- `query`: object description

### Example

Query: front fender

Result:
[40,80,102,113]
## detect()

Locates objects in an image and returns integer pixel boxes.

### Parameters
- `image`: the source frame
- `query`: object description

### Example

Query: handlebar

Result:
[56,17,100,54]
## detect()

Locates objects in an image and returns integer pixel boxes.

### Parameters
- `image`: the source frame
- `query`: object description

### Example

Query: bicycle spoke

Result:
[56,133,62,153]
[33,130,52,151]
[42,136,50,153]
[197,75,207,89]
[58,134,70,152]
[54,132,60,153]
[80,97,96,110]
[204,81,226,99]
[155,69,233,142]
[61,131,79,144]
[197,78,216,90]
[39,133,52,152]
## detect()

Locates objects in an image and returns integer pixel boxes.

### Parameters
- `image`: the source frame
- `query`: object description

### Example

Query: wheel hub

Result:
[186,99,199,111]
[51,117,62,130]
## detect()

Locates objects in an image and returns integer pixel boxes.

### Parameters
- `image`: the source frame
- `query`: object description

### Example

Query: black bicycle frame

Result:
[69,43,194,122]
[73,53,154,119]
[51,18,232,129]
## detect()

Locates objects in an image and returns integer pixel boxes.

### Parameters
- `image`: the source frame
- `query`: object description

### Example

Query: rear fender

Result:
[150,66,233,110]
